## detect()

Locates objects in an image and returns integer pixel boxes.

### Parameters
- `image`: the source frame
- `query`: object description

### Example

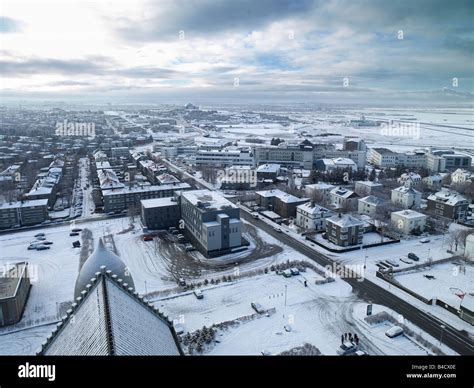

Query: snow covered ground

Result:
[154,272,456,355]
[394,261,473,308]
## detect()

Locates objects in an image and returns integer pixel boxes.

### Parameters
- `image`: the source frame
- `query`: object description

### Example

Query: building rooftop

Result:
[182,189,237,211]
[392,186,421,195]
[330,186,358,199]
[256,189,309,204]
[0,199,48,210]
[256,164,280,173]
[427,190,468,206]
[40,268,182,356]
[297,202,331,215]
[103,182,190,196]
[359,195,384,205]
[392,209,426,219]
[327,214,364,228]
[141,197,178,209]
[356,180,383,187]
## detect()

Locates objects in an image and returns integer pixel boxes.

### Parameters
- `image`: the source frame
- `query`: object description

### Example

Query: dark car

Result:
[70,232,79,237]
[408,253,419,261]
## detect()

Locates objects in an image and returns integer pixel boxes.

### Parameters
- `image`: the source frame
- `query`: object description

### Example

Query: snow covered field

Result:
[154,272,456,355]
[394,261,473,308]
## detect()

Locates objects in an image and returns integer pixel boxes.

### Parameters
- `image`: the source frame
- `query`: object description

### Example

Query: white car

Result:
[385,325,404,338]
[420,238,430,243]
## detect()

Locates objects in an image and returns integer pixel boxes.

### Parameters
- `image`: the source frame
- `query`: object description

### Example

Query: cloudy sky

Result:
[1,0,473,104]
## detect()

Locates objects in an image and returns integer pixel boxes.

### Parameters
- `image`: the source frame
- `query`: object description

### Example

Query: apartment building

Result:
[329,187,359,211]
[103,183,191,213]
[140,197,181,230]
[0,199,49,229]
[391,210,427,235]
[295,202,333,231]
[180,190,242,256]
[256,189,309,218]
[195,147,254,168]
[427,190,469,221]
[326,214,364,247]
[391,186,421,209]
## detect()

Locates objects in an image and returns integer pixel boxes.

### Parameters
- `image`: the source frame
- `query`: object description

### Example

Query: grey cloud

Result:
[112,0,315,41]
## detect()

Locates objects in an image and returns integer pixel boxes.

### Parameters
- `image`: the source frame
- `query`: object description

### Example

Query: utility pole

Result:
[284,285,287,307]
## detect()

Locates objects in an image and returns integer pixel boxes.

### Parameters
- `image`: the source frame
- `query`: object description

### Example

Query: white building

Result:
[316,157,358,172]
[451,168,473,184]
[354,180,383,196]
[295,202,333,231]
[391,186,421,209]
[305,183,335,202]
[391,210,427,235]
[329,187,359,211]
[358,195,384,217]
[398,172,422,188]
[195,147,254,168]
[422,174,443,190]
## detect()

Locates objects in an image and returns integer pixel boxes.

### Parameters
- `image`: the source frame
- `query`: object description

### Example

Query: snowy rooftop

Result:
[181,189,237,211]
[330,186,358,199]
[359,195,384,205]
[356,180,383,187]
[297,202,331,215]
[391,210,426,219]
[0,199,48,210]
[40,270,183,356]
[327,214,364,228]
[256,164,280,173]
[392,186,421,195]
[256,189,309,204]
[141,197,178,209]
[103,182,190,196]
[306,182,335,190]
[427,190,468,206]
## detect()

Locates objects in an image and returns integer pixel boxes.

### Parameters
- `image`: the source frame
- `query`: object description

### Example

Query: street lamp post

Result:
[284,285,287,307]
[439,324,446,347]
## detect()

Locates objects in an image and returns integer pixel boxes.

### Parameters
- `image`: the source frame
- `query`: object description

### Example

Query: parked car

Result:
[42,241,54,245]
[72,241,81,248]
[408,253,420,261]
[143,235,154,241]
[385,325,404,338]
[34,233,45,238]
[69,232,79,237]
[71,228,82,232]
[290,267,300,276]
[36,236,46,241]
[178,278,186,286]
[337,341,358,355]
[282,269,292,278]
[185,243,195,251]
[251,302,265,314]
[420,238,430,244]
[28,243,41,250]
[386,259,400,267]
[193,290,204,299]
[252,212,259,219]
[35,245,50,251]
